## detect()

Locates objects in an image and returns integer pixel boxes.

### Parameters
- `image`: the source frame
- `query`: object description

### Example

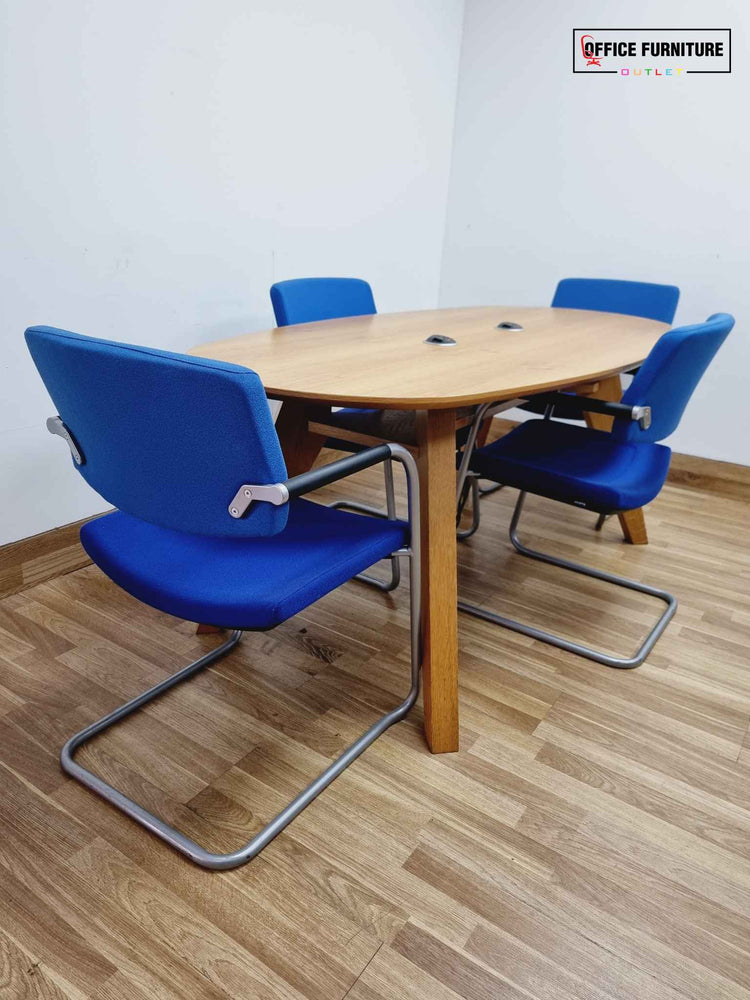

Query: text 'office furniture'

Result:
[26,325,421,869]
[190,305,670,751]
[457,313,734,668]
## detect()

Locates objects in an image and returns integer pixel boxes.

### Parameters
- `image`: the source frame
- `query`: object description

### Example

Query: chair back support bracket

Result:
[229,482,290,518]
[46,415,85,465]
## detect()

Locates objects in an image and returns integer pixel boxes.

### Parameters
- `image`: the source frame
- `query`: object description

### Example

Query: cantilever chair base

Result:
[61,546,419,870]
[477,481,503,497]
[458,491,677,669]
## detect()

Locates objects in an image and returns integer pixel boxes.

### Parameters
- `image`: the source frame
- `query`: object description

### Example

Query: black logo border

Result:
[572,28,732,75]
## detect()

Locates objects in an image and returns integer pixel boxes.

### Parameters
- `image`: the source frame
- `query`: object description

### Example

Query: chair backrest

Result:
[270,277,376,327]
[552,278,680,324]
[614,313,734,443]
[25,326,288,538]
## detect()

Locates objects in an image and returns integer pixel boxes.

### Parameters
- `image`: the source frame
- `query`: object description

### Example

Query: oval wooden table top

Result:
[189,306,670,409]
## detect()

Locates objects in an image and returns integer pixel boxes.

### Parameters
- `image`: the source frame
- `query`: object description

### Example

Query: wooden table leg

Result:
[197,399,327,634]
[579,375,648,545]
[416,409,459,753]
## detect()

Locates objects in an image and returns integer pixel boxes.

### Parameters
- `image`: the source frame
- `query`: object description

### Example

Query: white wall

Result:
[0,0,464,545]
[440,0,748,464]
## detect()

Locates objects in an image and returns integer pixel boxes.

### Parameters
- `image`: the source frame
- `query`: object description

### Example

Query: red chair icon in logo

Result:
[581,34,601,67]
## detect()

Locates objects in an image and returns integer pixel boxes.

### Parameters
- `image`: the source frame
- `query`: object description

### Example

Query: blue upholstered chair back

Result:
[25,326,288,538]
[614,313,734,443]
[552,278,680,324]
[270,277,376,327]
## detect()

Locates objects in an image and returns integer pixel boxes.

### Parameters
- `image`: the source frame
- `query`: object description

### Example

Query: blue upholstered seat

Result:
[551,278,680,321]
[521,278,680,419]
[470,420,671,513]
[23,324,411,628]
[25,323,422,870]
[460,312,733,670]
[81,501,408,630]
[270,277,376,327]
[470,313,734,516]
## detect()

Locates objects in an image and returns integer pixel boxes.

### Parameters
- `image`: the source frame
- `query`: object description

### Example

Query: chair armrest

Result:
[284,444,392,499]
[228,443,421,569]
[228,443,395,517]
[535,392,652,430]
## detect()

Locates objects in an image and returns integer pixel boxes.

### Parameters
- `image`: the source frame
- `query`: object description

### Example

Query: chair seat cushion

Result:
[470,419,671,513]
[81,500,408,630]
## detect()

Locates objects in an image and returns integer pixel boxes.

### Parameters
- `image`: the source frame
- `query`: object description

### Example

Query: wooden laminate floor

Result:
[1,452,749,999]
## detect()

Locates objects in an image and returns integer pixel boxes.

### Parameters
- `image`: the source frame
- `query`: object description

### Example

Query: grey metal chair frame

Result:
[329,458,401,591]
[333,400,524,587]
[455,403,678,669]
[455,399,525,541]
[61,443,421,870]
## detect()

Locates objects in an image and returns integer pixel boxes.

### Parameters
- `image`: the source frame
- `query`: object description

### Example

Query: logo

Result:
[573,29,731,77]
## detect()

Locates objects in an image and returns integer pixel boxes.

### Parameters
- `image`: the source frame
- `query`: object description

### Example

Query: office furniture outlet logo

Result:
[573,29,731,77]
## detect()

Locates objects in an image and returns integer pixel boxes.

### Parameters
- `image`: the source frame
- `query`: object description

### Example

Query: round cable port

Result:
[424,334,457,346]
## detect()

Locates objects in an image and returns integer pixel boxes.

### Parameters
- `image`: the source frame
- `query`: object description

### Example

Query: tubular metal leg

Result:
[454,399,524,542]
[456,475,481,540]
[60,455,422,870]
[594,513,609,531]
[470,482,505,537]
[458,491,677,669]
[457,478,504,540]
[458,479,503,540]
[329,458,401,591]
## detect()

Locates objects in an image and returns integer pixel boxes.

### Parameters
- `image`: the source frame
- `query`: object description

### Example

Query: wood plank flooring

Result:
[0,451,749,999]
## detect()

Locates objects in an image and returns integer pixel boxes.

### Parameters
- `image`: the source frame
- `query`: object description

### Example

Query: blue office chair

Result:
[457,313,734,668]
[271,276,376,325]
[25,325,421,870]
[469,278,682,532]
[519,278,680,421]
[553,276,680,321]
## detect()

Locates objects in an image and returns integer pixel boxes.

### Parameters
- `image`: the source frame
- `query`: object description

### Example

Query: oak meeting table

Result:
[190,306,670,753]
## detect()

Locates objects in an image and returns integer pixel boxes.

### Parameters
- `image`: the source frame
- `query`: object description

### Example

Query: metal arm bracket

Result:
[631,405,652,430]
[228,483,289,518]
[46,416,85,465]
